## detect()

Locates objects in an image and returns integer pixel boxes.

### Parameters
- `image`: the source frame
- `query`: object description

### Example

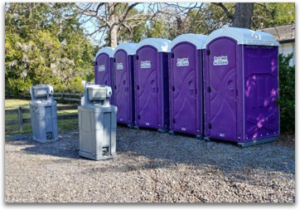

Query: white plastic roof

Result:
[136,38,171,52]
[114,42,137,55]
[170,33,208,50]
[204,27,279,47]
[94,47,115,61]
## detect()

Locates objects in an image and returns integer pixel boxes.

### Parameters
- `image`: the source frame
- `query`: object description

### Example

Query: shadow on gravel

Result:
[7,132,80,159]
[115,127,295,176]
[7,126,295,178]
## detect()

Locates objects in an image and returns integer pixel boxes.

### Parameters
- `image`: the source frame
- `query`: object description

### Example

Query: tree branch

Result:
[75,3,106,23]
[119,3,139,25]
[212,3,234,19]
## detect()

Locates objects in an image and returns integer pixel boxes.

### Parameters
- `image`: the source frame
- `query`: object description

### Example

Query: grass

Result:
[5,99,79,135]
[5,136,12,142]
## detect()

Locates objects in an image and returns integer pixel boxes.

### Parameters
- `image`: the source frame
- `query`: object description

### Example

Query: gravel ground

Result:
[5,126,295,203]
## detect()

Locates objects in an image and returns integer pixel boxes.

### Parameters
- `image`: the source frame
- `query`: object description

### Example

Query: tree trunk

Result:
[107,3,118,48]
[109,26,118,48]
[232,3,254,28]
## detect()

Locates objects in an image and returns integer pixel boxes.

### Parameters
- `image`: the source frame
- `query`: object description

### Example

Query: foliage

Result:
[277,53,295,134]
[147,18,170,39]
[189,3,295,33]
[253,3,295,28]
[188,3,234,34]
[5,3,94,95]
[118,21,146,43]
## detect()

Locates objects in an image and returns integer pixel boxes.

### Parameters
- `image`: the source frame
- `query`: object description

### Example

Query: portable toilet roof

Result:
[94,47,115,61]
[170,33,208,50]
[136,38,171,52]
[114,43,137,55]
[204,27,279,47]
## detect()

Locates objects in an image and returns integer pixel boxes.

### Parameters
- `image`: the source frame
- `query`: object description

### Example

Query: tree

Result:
[111,5,148,43]
[76,3,145,47]
[210,3,295,29]
[212,3,254,29]
[252,3,295,28]
[5,3,94,94]
[181,3,234,35]
[147,17,170,39]
[76,3,178,47]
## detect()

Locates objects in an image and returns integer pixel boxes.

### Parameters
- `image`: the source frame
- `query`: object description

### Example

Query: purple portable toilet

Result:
[94,47,115,104]
[135,38,171,132]
[113,43,136,127]
[204,27,280,147]
[169,34,208,137]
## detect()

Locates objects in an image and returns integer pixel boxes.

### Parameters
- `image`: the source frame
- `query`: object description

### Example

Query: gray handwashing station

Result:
[30,84,58,143]
[78,84,117,160]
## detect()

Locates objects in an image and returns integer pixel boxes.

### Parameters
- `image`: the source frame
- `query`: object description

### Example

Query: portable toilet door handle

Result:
[188,81,195,96]
[152,87,157,94]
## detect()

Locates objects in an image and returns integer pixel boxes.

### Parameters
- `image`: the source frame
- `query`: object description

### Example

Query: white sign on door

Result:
[213,56,228,66]
[98,65,105,72]
[177,58,189,67]
[140,60,151,69]
[117,63,123,70]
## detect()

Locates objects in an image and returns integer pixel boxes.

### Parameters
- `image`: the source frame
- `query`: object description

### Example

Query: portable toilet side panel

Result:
[113,43,136,126]
[135,38,170,131]
[243,45,279,142]
[169,34,207,136]
[94,47,115,104]
[204,27,279,146]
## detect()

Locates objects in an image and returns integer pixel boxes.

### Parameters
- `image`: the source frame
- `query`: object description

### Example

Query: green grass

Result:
[5,99,30,110]
[5,136,12,142]
[5,99,79,135]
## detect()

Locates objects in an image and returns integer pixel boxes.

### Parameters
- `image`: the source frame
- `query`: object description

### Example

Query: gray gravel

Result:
[5,127,295,203]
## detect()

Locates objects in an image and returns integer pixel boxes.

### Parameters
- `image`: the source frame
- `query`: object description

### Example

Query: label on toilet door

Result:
[117,63,123,70]
[98,65,105,72]
[140,61,151,69]
[213,56,228,66]
[177,58,189,67]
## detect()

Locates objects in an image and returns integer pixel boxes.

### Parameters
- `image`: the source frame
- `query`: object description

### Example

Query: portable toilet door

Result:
[204,27,280,147]
[94,47,115,104]
[135,38,171,132]
[113,43,136,127]
[169,34,208,137]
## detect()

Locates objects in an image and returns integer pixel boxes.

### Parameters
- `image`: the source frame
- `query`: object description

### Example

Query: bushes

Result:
[277,53,295,134]
[64,76,85,93]
[5,3,93,96]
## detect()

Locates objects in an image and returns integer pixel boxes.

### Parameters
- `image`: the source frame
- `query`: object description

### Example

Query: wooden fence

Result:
[5,92,83,103]
[5,105,79,131]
